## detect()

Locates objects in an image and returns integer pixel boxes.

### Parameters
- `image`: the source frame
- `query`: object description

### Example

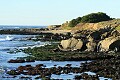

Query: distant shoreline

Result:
[0,28,71,35]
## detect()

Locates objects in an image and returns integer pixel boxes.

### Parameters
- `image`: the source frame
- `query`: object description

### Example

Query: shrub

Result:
[81,12,112,23]
[68,17,81,27]
[68,12,112,27]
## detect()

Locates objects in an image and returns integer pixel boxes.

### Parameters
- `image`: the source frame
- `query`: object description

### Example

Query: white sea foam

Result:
[0,35,13,41]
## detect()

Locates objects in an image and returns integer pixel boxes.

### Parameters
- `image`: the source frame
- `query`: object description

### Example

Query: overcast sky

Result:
[0,0,119,26]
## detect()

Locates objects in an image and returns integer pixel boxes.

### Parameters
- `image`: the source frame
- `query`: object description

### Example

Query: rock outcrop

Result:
[86,41,97,52]
[58,19,120,52]
[58,28,120,52]
[87,31,101,41]
[97,36,120,52]
[58,38,83,51]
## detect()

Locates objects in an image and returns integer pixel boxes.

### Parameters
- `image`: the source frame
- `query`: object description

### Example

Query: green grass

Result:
[22,43,117,61]
[115,26,120,30]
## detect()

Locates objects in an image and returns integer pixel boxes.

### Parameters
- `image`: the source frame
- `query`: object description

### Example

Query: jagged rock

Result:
[87,31,101,41]
[101,32,109,40]
[86,41,97,52]
[111,30,120,37]
[101,30,120,39]
[58,38,83,51]
[97,36,120,52]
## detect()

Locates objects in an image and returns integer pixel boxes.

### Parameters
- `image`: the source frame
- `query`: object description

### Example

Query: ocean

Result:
[0,25,47,30]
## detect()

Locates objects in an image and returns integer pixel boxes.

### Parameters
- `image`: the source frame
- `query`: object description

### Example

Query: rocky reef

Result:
[7,56,120,79]
[3,18,120,79]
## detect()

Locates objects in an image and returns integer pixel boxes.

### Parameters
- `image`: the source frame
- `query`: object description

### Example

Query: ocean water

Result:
[0,25,46,30]
[0,35,83,80]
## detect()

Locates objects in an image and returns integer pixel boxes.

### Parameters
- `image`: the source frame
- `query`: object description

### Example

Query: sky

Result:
[0,0,119,26]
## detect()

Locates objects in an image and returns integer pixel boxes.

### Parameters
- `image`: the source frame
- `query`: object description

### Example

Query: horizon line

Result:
[0,24,48,26]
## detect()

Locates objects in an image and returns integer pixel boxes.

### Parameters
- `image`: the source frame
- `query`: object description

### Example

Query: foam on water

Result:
[0,25,46,30]
[0,35,13,41]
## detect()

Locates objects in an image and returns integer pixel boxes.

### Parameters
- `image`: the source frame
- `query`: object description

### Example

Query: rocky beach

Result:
[0,12,120,80]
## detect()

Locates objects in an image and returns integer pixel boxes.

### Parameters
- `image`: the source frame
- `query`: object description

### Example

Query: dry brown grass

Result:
[72,19,120,31]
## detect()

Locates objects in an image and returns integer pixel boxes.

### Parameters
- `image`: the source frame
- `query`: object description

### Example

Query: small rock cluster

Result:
[7,57,120,79]
[8,59,35,63]
[6,63,99,79]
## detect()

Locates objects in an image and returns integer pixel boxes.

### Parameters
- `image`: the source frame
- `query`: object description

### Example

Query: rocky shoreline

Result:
[0,28,48,35]
[7,57,120,79]
[1,22,120,79]
[7,42,120,79]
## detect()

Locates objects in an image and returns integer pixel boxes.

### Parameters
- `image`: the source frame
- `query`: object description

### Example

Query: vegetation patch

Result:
[22,43,117,61]
[80,12,112,23]
[62,12,112,28]
[115,26,120,30]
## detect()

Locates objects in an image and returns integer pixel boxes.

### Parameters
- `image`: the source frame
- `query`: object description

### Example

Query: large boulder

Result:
[58,38,83,51]
[86,41,97,52]
[97,36,120,52]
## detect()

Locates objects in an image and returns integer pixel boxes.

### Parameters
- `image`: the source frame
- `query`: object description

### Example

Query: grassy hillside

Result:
[72,19,120,30]
[60,12,120,31]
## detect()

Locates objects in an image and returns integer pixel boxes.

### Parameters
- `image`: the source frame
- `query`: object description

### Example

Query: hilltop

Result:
[72,19,120,31]
[58,12,120,32]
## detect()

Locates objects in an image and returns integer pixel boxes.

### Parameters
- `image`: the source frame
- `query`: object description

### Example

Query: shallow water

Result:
[0,35,112,80]
[0,25,46,30]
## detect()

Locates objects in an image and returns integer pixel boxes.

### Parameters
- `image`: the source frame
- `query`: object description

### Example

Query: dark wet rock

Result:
[2,76,17,78]
[8,58,35,63]
[17,66,26,73]
[20,76,32,79]
[7,57,120,79]
[74,75,82,79]
[35,76,40,79]
[35,32,72,41]
[75,73,99,80]
[7,70,20,75]
[36,64,44,68]
[25,58,35,62]
[65,64,72,67]
[52,48,60,52]
[54,64,57,66]
[87,31,101,41]
[80,58,120,79]
[8,59,25,63]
